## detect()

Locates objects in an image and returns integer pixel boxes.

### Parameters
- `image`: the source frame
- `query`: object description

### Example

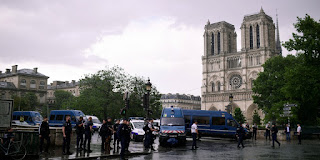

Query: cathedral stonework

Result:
[201,8,281,124]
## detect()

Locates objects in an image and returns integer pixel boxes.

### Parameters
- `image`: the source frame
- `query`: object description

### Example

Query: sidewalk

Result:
[39,133,151,160]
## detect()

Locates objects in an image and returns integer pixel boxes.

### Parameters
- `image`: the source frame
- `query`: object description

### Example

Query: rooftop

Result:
[161,93,201,101]
[0,81,17,89]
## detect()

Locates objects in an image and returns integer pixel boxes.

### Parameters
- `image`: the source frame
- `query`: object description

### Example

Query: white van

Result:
[85,115,102,131]
[129,119,145,142]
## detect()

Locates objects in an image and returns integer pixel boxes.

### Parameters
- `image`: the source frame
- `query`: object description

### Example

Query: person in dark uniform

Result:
[117,118,130,160]
[84,117,93,153]
[113,119,120,152]
[106,118,114,152]
[236,123,245,148]
[76,117,84,151]
[39,116,50,153]
[252,123,257,140]
[144,119,157,151]
[125,120,131,151]
[271,123,280,147]
[62,116,73,155]
[100,119,108,151]
[265,123,271,140]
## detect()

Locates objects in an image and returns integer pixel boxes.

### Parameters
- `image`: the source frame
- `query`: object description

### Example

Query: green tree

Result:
[54,90,74,110]
[283,14,320,125]
[252,55,298,123]
[12,92,38,111]
[234,108,246,124]
[252,110,261,125]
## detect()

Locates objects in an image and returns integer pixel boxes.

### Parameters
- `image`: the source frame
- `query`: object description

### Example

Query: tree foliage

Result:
[253,14,320,125]
[234,108,246,124]
[53,90,74,110]
[252,110,261,125]
[71,66,162,121]
[12,92,38,111]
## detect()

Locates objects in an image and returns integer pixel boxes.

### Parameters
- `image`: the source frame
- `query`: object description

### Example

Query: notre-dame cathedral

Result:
[201,8,282,124]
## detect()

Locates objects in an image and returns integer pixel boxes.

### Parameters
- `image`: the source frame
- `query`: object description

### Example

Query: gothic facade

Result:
[201,8,281,124]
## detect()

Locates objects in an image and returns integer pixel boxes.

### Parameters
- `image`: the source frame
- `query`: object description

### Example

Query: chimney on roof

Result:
[33,67,38,74]
[5,69,10,74]
[12,65,18,74]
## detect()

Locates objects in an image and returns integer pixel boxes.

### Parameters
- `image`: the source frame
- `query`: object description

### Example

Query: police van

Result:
[49,110,86,127]
[12,111,43,126]
[159,106,186,146]
[183,109,251,139]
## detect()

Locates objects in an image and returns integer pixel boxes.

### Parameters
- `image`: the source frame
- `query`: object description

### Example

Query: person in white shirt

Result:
[191,121,199,150]
[285,124,290,141]
[297,124,302,144]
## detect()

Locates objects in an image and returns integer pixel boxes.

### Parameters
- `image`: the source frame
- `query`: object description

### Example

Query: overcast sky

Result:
[0,0,319,96]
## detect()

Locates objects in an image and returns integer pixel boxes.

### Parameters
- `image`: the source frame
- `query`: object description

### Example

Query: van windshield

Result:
[132,122,144,129]
[32,114,43,122]
[161,118,185,126]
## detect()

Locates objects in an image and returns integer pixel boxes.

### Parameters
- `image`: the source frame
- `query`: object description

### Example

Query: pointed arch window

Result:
[217,82,221,92]
[228,33,231,53]
[211,33,214,55]
[211,82,215,92]
[256,24,260,48]
[250,26,253,49]
[217,32,221,54]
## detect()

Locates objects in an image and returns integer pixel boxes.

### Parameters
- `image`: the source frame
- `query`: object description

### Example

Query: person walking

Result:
[271,123,280,147]
[117,118,130,160]
[252,123,257,140]
[39,116,50,153]
[62,116,73,155]
[76,117,84,151]
[265,123,271,140]
[297,124,302,144]
[285,124,291,141]
[236,123,245,148]
[191,120,199,150]
[100,119,108,151]
[84,117,93,153]
[113,119,120,152]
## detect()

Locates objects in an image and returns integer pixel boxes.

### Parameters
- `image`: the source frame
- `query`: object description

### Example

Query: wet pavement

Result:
[38,133,320,160]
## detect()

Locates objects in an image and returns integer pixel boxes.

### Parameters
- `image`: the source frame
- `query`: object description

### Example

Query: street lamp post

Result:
[145,78,152,119]
[229,93,233,114]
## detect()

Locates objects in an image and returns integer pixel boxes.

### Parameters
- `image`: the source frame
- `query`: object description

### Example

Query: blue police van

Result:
[159,106,186,146]
[183,109,251,139]
[49,110,86,127]
[12,111,43,126]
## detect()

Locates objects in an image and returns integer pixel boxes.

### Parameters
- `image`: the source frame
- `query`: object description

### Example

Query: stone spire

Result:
[275,10,282,55]
[260,7,265,14]
[207,19,210,25]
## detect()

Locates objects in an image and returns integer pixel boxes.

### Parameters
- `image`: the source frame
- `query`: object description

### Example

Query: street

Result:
[39,132,320,160]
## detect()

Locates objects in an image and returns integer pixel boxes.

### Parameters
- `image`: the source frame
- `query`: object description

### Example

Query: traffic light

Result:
[120,107,127,116]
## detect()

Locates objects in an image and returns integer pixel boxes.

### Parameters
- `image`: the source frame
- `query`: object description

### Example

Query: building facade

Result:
[47,80,80,105]
[161,93,201,110]
[201,8,281,123]
[0,65,49,104]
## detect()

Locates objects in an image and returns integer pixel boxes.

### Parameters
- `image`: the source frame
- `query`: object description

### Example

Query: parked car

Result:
[11,120,33,127]
[130,119,145,142]
[12,111,43,126]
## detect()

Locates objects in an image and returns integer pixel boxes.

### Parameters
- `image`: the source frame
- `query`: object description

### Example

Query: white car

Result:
[152,119,160,135]
[129,120,145,142]
[85,115,102,131]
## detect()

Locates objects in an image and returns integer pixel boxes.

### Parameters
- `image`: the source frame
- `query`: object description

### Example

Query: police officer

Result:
[126,120,131,151]
[100,119,108,151]
[117,118,130,160]
[39,116,50,153]
[84,117,93,153]
[271,123,280,147]
[236,123,245,148]
[252,123,257,140]
[76,117,84,151]
[113,119,120,152]
[265,123,271,140]
[106,118,114,151]
[62,116,73,155]
[191,120,199,150]
[145,119,157,151]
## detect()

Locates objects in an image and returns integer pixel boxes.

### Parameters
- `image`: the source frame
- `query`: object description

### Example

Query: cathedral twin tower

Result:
[201,8,281,123]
